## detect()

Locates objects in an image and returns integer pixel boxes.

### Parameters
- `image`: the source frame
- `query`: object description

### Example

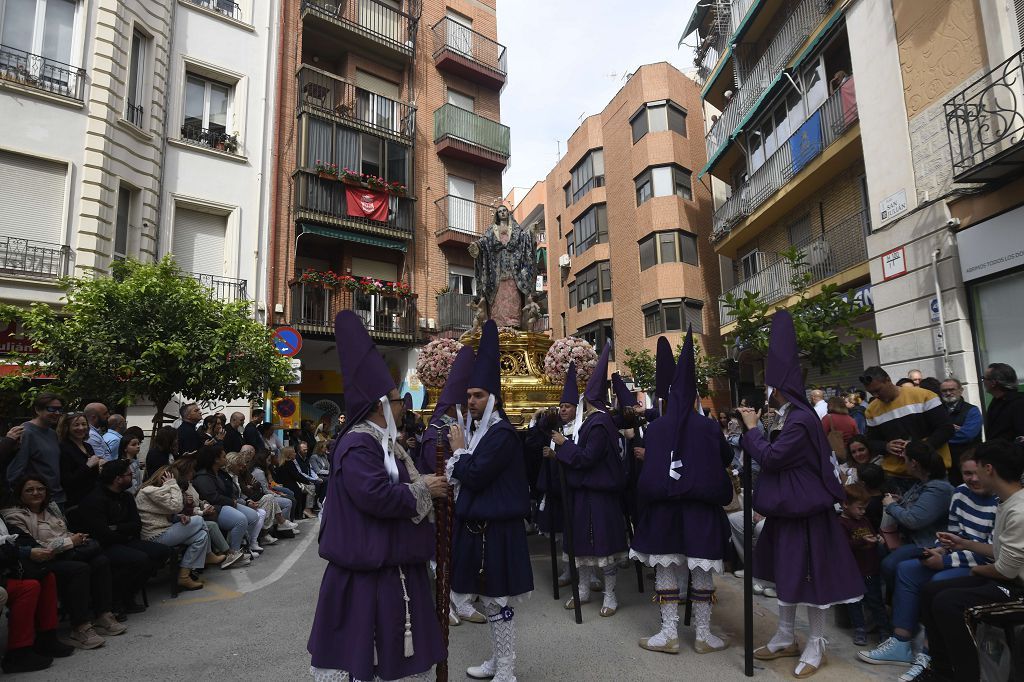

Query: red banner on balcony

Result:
[345,186,389,222]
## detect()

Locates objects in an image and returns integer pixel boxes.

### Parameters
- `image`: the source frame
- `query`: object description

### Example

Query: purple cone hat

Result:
[670,326,698,432]
[429,344,475,427]
[655,336,674,401]
[611,372,637,409]
[468,319,501,397]
[335,310,396,437]
[584,341,612,407]
[560,361,579,405]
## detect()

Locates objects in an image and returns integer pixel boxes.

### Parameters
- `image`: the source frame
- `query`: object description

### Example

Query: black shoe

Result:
[2,647,53,673]
[113,612,128,623]
[33,629,75,658]
[122,598,146,614]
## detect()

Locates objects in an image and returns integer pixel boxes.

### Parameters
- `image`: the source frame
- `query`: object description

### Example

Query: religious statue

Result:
[521,293,542,331]
[468,206,537,329]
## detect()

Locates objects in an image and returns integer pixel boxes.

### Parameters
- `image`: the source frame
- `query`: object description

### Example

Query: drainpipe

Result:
[932,247,952,379]
[153,0,179,262]
[254,0,281,321]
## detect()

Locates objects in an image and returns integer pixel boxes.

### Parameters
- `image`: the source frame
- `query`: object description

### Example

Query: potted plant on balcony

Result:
[223,132,240,155]
[315,161,339,180]
[299,269,341,288]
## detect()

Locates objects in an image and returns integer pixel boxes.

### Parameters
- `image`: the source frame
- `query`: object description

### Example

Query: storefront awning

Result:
[299,224,408,252]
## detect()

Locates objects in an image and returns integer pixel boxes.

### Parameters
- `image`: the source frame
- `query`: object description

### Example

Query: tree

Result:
[0,257,293,431]
[722,246,879,376]
[622,340,724,398]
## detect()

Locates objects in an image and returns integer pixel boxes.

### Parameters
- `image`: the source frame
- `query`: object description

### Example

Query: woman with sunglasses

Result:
[7,393,67,509]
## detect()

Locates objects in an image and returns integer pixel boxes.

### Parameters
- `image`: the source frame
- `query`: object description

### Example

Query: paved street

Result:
[15,525,897,681]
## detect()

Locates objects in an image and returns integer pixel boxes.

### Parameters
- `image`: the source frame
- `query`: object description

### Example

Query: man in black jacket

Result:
[984,363,1024,444]
[177,403,204,456]
[243,408,266,453]
[73,460,171,616]
[223,412,245,453]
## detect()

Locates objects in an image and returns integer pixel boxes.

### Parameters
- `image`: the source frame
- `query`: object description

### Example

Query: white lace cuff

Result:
[407,480,433,524]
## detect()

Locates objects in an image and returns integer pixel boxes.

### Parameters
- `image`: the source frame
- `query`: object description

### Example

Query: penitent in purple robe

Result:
[308,431,444,680]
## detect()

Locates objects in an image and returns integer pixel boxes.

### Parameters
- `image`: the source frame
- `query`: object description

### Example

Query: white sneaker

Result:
[220,550,244,569]
[466,659,496,679]
[283,520,299,530]
[262,535,278,545]
[249,544,264,553]
[762,587,778,598]
[752,583,764,596]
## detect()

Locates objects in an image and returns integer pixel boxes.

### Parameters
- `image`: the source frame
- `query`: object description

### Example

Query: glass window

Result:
[648,104,668,133]
[803,60,827,113]
[1,0,76,65]
[572,203,607,256]
[680,231,698,265]
[638,165,692,204]
[750,133,764,172]
[635,173,652,205]
[652,166,673,197]
[183,73,231,145]
[667,103,687,136]
[126,30,146,126]
[556,216,562,239]
[788,216,811,246]
[971,271,1024,394]
[361,133,382,176]
[684,301,704,333]
[566,231,574,258]
[631,100,687,143]
[639,235,657,270]
[386,141,407,186]
[631,110,648,144]
[663,303,682,331]
[114,186,131,261]
[599,261,611,302]
[578,321,613,358]
[741,250,762,281]
[446,88,474,112]
[564,183,571,207]
[643,307,662,337]
[571,149,605,202]
[659,233,676,263]
[568,283,577,310]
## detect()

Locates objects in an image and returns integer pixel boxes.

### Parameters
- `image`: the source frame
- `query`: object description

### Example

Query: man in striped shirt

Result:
[860,366,954,491]
[857,452,997,669]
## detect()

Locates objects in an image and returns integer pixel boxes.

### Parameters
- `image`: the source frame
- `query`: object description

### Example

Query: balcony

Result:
[179,124,241,155]
[437,291,475,332]
[182,0,244,22]
[431,17,507,89]
[712,76,859,241]
[0,45,85,102]
[945,48,1024,184]
[300,0,413,63]
[188,273,247,303]
[434,104,510,170]
[719,209,869,325]
[434,194,495,247]
[297,65,414,143]
[704,0,835,165]
[290,282,415,342]
[0,237,71,281]
[295,170,413,240]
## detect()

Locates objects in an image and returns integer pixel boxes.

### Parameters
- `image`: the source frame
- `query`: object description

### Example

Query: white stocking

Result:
[602,566,618,610]
[647,564,680,646]
[483,600,517,682]
[795,607,828,674]
[576,565,593,603]
[691,567,724,648]
[767,603,797,652]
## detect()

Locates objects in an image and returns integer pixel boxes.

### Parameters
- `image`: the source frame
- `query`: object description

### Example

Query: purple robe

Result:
[308,431,444,679]
[555,411,628,559]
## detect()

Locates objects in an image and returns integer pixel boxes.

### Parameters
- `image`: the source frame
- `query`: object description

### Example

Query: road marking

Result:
[232,522,320,594]
[159,581,243,606]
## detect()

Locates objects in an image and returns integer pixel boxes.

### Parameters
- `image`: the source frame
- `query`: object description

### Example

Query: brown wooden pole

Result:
[435,432,452,682]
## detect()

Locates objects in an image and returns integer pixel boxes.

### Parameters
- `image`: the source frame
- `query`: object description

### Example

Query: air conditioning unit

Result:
[427,318,436,330]
[558,253,571,268]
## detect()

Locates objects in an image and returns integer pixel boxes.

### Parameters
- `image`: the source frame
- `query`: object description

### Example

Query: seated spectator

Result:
[73,459,172,618]
[145,426,178,478]
[57,412,104,509]
[0,513,74,673]
[2,476,125,649]
[192,444,260,567]
[250,451,298,524]
[913,440,1024,681]
[858,452,998,671]
[275,446,316,519]
[101,414,126,463]
[857,463,890,532]
[840,435,880,484]
[879,441,955,591]
[8,392,67,508]
[225,450,297,542]
[118,426,145,495]
[839,483,889,646]
[295,440,325,505]
[309,440,330,480]
[197,415,223,448]
[258,422,281,461]
[135,466,211,591]
[168,455,229,560]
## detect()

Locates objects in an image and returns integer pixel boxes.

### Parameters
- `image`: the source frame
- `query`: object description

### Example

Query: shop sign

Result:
[959,205,1024,282]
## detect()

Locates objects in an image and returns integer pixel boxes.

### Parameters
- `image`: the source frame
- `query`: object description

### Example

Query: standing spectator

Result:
[192,444,260,567]
[242,408,265,451]
[176,403,204,456]
[73,459,172,617]
[7,393,65,505]
[135,466,207,591]
[145,426,178,476]
[83,403,112,461]
[822,396,858,449]
[0,424,24,500]
[101,414,126,463]
[838,483,889,646]
[983,362,1024,443]
[223,412,245,454]
[907,369,923,386]
[56,412,104,509]
[919,376,942,397]
[860,366,954,492]
[314,413,336,443]
[940,378,982,485]
[810,389,828,419]
[118,426,145,495]
[846,392,868,434]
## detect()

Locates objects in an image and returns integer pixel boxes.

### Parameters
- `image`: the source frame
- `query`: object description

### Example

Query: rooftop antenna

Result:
[556,139,561,160]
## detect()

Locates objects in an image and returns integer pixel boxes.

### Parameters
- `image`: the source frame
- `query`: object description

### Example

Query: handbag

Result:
[64,538,103,562]
[966,598,1024,682]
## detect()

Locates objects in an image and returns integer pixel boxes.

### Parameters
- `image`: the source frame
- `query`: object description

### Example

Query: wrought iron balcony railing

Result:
[434,104,510,157]
[0,237,71,280]
[0,44,85,101]
[125,100,144,127]
[712,76,858,239]
[188,272,248,303]
[431,16,507,83]
[945,47,1024,183]
[437,291,475,332]
[719,209,869,325]
[301,0,413,56]
[434,194,498,237]
[180,124,241,154]
[295,169,414,237]
[297,65,414,141]
[290,281,415,340]
[183,0,243,21]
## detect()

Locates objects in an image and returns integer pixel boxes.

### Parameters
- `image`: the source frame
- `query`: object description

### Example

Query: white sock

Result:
[646,564,679,646]
[796,607,828,672]
[767,603,797,652]
[691,567,724,648]
[602,566,618,610]
[577,565,592,603]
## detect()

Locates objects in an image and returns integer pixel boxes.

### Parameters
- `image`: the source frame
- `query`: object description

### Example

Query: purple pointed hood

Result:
[335,310,395,437]
[655,336,674,400]
[468,320,501,397]
[429,344,475,427]
[765,310,811,412]
[560,361,579,405]
[669,327,697,422]
[611,372,637,409]
[584,341,612,406]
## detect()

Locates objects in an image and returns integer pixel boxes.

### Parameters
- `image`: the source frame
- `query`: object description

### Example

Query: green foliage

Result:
[722,246,879,375]
[0,257,293,427]
[621,340,724,398]
[622,348,656,394]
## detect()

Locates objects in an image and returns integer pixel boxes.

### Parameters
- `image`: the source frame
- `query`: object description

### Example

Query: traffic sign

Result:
[276,398,296,418]
[273,326,303,357]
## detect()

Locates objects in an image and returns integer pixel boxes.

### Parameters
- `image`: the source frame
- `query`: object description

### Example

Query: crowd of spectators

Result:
[0,397,329,673]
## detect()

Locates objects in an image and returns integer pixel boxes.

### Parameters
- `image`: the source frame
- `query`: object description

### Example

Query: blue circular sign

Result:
[273,326,303,357]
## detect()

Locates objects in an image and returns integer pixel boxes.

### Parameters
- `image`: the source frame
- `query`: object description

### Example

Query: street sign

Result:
[929,297,940,322]
[882,247,907,280]
[276,398,296,417]
[273,327,303,357]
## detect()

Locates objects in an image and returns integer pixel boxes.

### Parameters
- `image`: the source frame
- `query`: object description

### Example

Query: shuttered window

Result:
[0,150,66,244]
[354,69,401,100]
[172,207,226,276]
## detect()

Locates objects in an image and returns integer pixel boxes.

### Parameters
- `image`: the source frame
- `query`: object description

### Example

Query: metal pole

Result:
[932,248,953,378]
[743,446,754,677]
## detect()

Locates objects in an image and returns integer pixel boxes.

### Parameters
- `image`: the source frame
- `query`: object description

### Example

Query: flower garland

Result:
[416,338,463,388]
[298,270,413,299]
[544,336,597,384]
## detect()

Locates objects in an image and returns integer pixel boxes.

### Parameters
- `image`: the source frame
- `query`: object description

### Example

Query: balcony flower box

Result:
[297,269,415,299]
[340,167,407,196]
[314,160,340,180]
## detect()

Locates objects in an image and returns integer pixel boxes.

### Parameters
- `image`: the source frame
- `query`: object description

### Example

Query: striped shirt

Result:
[942,484,997,568]
[864,385,954,476]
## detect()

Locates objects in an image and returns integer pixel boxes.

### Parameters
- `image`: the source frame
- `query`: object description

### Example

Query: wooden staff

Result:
[434,431,453,682]
[743,446,753,677]
[557,459,583,624]
[548,471,560,600]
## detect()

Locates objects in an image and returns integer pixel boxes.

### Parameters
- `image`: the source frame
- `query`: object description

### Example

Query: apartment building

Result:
[540,62,724,399]
[684,0,878,396]
[265,0,508,411]
[847,0,1024,405]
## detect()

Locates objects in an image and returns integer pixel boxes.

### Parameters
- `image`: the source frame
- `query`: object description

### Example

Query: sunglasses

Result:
[44,406,65,414]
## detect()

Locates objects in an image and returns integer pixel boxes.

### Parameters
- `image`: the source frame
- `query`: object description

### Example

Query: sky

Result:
[498,0,699,199]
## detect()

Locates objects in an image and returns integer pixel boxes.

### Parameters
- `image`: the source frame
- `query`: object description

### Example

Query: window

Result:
[125,29,147,127]
[630,100,687,143]
[570,149,604,203]
[173,207,226,276]
[556,216,562,239]
[361,133,382,176]
[183,73,232,149]
[564,183,571,208]
[306,120,409,186]
[447,175,475,232]
[572,203,607,255]
[643,299,697,337]
[449,266,475,295]
[560,312,567,338]
[684,300,704,334]
[0,149,67,247]
[788,215,811,246]
[447,88,474,112]
[638,231,699,270]
[634,165,692,205]
[573,261,611,312]
[578,321,614,358]
[114,185,133,261]
[565,231,574,258]
[445,8,473,55]
[0,0,77,81]
[740,250,763,281]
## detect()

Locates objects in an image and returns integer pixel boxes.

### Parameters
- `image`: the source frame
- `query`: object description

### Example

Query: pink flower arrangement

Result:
[340,167,407,195]
[416,338,464,388]
[298,270,413,299]
[544,337,597,384]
